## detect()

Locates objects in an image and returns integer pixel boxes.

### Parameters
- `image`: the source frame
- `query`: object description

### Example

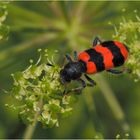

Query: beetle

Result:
[60,37,130,94]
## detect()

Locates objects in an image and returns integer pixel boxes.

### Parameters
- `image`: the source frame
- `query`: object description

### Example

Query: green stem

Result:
[23,98,43,139]
[84,74,133,137]
[84,91,104,137]
[94,74,131,133]
[23,121,37,140]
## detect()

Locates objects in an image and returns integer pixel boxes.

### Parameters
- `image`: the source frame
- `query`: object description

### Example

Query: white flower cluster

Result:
[113,14,140,82]
[8,50,77,127]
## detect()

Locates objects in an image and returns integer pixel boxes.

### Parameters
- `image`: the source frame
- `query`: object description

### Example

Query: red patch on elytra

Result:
[86,61,97,74]
[114,41,129,60]
[78,52,90,62]
[94,45,114,70]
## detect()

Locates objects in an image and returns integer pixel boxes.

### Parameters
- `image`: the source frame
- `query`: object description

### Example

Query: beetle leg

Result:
[106,67,131,74]
[63,84,67,94]
[73,51,78,61]
[93,36,102,47]
[65,78,86,95]
[84,74,96,86]
[46,63,53,66]
[65,54,73,62]
[107,69,123,74]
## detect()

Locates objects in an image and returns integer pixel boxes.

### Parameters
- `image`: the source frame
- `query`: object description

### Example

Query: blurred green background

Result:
[0,1,140,139]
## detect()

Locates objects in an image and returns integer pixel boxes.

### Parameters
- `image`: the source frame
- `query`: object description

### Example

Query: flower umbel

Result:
[113,14,140,82]
[8,49,76,127]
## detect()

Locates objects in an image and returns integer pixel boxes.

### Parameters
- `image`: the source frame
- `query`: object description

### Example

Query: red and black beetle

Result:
[60,37,129,94]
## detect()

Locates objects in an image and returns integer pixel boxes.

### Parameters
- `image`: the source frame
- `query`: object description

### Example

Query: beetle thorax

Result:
[60,62,85,84]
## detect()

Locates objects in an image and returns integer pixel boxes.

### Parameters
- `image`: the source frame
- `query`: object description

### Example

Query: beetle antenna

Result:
[65,54,73,62]
[74,51,78,61]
